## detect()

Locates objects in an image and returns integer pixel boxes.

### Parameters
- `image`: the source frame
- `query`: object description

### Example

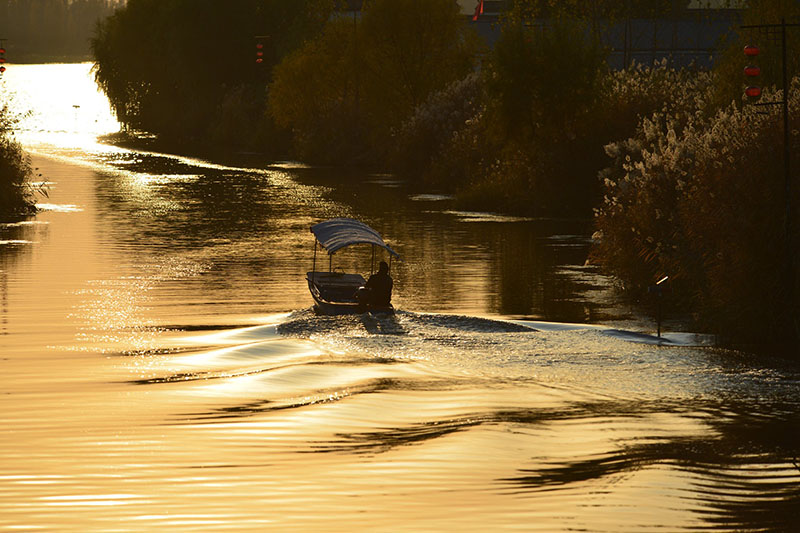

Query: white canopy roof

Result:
[310,218,399,257]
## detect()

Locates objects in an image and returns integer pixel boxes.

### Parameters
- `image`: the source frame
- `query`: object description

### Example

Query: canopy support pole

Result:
[329,252,332,272]
[371,245,375,274]
[312,241,317,284]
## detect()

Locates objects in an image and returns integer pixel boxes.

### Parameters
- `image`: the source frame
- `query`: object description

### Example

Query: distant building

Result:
[464,0,742,69]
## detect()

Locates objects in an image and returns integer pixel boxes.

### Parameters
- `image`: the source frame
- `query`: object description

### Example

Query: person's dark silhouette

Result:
[364,260,393,307]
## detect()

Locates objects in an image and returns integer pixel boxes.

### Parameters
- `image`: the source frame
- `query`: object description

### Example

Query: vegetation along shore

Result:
[0,104,38,221]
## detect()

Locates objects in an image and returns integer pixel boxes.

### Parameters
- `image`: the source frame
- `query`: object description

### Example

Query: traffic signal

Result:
[744,45,761,100]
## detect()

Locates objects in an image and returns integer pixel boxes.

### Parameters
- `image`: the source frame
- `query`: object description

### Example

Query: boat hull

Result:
[307,273,394,315]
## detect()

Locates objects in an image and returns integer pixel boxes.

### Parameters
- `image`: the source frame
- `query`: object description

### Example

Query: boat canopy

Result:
[310,218,399,257]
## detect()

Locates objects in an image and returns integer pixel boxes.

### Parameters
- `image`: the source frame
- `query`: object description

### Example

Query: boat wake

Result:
[277,308,535,338]
[19,309,798,532]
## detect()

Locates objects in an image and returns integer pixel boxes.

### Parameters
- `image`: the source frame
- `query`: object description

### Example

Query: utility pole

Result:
[742,18,800,341]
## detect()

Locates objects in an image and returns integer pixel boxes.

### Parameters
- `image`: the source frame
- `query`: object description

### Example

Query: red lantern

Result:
[745,86,762,98]
[0,48,5,54]
[744,65,761,77]
[744,45,760,57]
[0,66,5,73]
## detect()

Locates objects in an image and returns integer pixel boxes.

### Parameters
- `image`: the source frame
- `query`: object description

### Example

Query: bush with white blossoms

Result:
[390,72,485,185]
[595,75,800,347]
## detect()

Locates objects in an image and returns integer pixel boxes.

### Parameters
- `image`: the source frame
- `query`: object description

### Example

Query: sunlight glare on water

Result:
[3,63,120,153]
[1,64,799,532]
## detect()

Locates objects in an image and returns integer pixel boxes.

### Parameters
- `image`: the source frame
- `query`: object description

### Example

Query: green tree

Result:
[268,0,480,164]
[92,0,333,148]
[486,19,606,141]
[268,17,360,162]
[472,17,608,214]
[358,0,480,141]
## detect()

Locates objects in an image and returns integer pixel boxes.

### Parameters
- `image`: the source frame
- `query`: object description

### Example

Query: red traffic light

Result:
[744,45,760,57]
[745,86,762,98]
[744,65,761,77]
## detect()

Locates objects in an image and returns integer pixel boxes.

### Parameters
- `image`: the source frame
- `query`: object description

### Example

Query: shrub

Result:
[390,72,484,181]
[424,108,493,193]
[393,17,610,216]
[0,105,37,221]
[601,60,716,146]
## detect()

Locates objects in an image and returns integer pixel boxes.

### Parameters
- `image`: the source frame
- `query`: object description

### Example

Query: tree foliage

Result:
[267,17,361,162]
[91,0,333,149]
[268,0,480,164]
[486,18,607,142]
[588,0,800,348]
[444,16,610,215]
[358,0,479,136]
[390,72,485,183]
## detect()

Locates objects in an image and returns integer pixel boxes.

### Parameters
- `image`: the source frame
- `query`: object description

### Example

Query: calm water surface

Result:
[1,64,799,531]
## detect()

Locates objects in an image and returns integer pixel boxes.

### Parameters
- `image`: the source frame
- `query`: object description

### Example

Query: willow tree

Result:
[92,0,333,147]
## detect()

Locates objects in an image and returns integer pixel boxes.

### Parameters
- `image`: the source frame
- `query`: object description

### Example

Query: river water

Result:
[1,63,799,532]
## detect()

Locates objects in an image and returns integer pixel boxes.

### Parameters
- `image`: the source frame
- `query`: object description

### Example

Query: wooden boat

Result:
[306,218,399,315]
